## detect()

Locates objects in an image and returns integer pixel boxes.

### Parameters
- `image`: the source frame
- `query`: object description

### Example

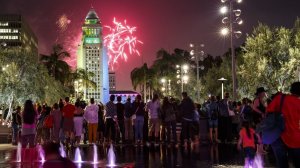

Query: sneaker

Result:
[154,143,159,147]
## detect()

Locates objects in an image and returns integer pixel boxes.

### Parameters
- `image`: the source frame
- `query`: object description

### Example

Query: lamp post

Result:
[176,64,189,92]
[219,0,243,100]
[190,43,205,103]
[161,78,166,96]
[218,77,227,99]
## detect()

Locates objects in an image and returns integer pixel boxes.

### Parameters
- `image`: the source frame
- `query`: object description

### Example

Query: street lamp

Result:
[219,0,243,100]
[218,77,227,99]
[190,43,205,103]
[176,64,189,92]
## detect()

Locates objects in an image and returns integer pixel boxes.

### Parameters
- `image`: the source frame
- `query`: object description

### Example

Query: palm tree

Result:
[40,44,71,84]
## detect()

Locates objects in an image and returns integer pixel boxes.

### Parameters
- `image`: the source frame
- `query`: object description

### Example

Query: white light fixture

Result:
[234,31,242,38]
[220,27,229,36]
[182,64,189,71]
[237,0,242,3]
[220,6,228,14]
[233,9,242,16]
[222,17,229,24]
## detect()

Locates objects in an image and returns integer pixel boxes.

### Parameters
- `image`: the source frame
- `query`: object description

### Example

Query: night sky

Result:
[1,0,300,90]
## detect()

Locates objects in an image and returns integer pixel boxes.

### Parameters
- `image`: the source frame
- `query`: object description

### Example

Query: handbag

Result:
[256,94,285,145]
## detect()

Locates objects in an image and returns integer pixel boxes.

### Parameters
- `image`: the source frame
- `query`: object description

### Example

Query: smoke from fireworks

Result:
[56,14,71,32]
[104,18,143,68]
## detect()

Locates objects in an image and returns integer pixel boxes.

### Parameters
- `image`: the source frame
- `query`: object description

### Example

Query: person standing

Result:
[179,92,195,147]
[207,96,221,144]
[218,93,233,143]
[42,106,52,143]
[73,102,84,146]
[252,87,267,125]
[146,94,161,146]
[51,103,62,143]
[132,95,145,146]
[97,103,105,144]
[267,82,300,168]
[105,95,117,144]
[11,106,21,145]
[116,96,125,144]
[124,98,133,143]
[61,97,75,147]
[21,100,37,161]
[161,97,177,145]
[84,98,99,144]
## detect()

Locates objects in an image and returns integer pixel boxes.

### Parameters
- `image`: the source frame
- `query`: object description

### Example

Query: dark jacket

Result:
[132,101,145,117]
[179,97,195,120]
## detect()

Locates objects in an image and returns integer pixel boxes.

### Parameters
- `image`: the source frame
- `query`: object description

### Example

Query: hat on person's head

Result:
[255,87,267,95]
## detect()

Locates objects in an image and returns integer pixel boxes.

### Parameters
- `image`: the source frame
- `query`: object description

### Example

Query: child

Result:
[237,121,261,168]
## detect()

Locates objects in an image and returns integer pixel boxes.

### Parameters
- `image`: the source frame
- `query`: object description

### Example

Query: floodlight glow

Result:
[220,27,229,36]
[220,6,228,14]
[182,65,189,71]
[237,0,242,3]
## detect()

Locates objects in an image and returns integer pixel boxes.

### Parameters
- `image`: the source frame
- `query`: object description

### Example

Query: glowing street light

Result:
[220,27,230,36]
[219,0,244,100]
[220,6,228,14]
[182,64,189,71]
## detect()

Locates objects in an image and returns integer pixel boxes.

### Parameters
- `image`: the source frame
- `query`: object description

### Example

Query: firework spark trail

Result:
[56,14,71,32]
[104,18,143,68]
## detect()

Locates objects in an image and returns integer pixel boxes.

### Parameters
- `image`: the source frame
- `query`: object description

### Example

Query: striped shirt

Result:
[105,101,116,118]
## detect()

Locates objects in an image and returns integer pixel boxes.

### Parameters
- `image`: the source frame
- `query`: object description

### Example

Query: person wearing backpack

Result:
[208,96,221,144]
[218,93,233,143]
[267,82,300,168]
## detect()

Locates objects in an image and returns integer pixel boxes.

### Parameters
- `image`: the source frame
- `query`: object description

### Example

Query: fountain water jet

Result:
[60,142,66,158]
[37,144,45,163]
[107,144,116,167]
[16,143,21,162]
[74,147,82,163]
[93,144,98,164]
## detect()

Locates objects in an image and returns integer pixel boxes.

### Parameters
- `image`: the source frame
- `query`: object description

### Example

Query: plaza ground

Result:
[0,143,277,168]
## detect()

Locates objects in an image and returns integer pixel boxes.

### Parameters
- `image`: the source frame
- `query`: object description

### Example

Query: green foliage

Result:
[239,20,300,96]
[0,49,67,106]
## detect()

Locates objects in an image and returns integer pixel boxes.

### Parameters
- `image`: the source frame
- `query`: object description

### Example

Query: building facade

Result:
[77,8,109,103]
[109,71,116,91]
[0,14,38,53]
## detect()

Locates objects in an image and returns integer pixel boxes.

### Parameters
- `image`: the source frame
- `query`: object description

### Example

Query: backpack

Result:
[218,100,228,117]
[209,103,219,120]
[43,115,54,128]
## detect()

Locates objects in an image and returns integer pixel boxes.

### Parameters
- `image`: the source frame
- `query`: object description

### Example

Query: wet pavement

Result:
[0,143,277,168]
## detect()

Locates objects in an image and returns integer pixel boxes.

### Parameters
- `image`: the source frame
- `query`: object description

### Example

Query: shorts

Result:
[243,147,256,160]
[21,134,35,148]
[208,119,218,128]
[148,118,160,136]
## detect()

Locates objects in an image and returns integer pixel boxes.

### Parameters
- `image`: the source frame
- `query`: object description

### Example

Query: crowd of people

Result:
[7,82,300,168]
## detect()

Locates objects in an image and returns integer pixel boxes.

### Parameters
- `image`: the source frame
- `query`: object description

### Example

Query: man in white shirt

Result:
[84,98,99,144]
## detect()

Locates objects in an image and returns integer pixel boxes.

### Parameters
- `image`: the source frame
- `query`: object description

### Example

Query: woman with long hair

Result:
[21,100,37,161]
